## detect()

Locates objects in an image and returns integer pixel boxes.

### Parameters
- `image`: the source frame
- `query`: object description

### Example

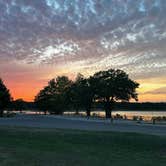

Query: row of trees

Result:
[35,69,139,118]
[0,69,139,118]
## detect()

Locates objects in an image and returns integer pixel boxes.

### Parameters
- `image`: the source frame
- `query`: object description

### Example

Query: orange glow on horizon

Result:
[1,63,165,102]
[5,79,48,102]
[4,78,166,103]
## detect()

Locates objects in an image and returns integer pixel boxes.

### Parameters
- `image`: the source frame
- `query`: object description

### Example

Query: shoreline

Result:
[0,114,166,136]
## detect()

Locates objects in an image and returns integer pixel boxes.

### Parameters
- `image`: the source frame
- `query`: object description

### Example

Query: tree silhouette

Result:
[68,74,94,117]
[91,69,139,119]
[35,69,139,119]
[50,76,72,114]
[67,73,84,114]
[79,78,94,117]
[35,76,72,115]
[0,79,12,117]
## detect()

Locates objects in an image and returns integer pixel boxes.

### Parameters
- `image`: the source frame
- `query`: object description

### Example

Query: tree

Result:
[0,79,12,117]
[35,79,55,114]
[52,76,73,114]
[91,69,139,119]
[67,73,84,114]
[79,78,94,117]
[68,74,94,117]
[35,79,58,114]
[35,76,72,115]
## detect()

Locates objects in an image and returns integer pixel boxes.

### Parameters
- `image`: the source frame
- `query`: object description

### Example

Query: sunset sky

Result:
[0,0,166,102]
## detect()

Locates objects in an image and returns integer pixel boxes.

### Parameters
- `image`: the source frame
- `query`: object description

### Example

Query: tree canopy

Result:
[35,76,72,114]
[0,78,12,117]
[68,73,94,116]
[35,69,139,118]
[91,69,139,118]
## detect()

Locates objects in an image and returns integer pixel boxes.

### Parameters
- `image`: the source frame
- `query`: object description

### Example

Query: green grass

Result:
[0,127,165,166]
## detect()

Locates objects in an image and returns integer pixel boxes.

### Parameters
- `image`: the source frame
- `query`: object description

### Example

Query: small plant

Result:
[114,114,123,119]
[124,115,127,120]
[133,116,138,121]
[139,116,143,121]
[152,116,166,122]
[4,112,16,118]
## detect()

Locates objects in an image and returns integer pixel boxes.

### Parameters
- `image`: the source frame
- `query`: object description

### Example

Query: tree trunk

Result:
[44,110,47,115]
[0,110,4,117]
[104,97,114,119]
[86,103,91,118]
[86,109,91,117]
[75,105,79,115]
[105,109,112,119]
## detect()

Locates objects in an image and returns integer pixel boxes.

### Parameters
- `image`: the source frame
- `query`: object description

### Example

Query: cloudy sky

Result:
[0,0,166,102]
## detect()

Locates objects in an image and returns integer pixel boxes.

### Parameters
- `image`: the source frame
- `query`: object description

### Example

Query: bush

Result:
[133,116,138,121]
[3,112,16,118]
[114,114,123,119]
[152,116,166,121]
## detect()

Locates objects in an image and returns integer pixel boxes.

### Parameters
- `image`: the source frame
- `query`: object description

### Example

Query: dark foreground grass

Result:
[0,127,165,166]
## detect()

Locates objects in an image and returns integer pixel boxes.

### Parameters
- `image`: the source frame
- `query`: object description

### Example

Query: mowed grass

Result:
[0,127,165,166]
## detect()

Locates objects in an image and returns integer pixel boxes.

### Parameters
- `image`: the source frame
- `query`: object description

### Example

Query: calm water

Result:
[65,110,166,120]
[16,110,166,121]
[99,110,166,120]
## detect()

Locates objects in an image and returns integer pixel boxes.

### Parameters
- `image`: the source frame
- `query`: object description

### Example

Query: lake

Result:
[64,110,166,120]
[15,110,166,121]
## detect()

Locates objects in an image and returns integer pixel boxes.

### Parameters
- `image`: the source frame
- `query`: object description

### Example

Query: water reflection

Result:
[64,110,166,121]
[12,110,166,121]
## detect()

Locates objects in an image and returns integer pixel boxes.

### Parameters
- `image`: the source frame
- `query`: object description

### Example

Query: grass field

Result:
[0,127,165,166]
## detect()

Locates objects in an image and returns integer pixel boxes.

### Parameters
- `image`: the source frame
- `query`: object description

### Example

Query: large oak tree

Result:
[91,69,139,119]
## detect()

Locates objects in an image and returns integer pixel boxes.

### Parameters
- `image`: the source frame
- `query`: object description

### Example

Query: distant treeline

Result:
[116,102,166,111]
[21,101,166,111]
[94,102,166,111]
[11,100,36,112]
